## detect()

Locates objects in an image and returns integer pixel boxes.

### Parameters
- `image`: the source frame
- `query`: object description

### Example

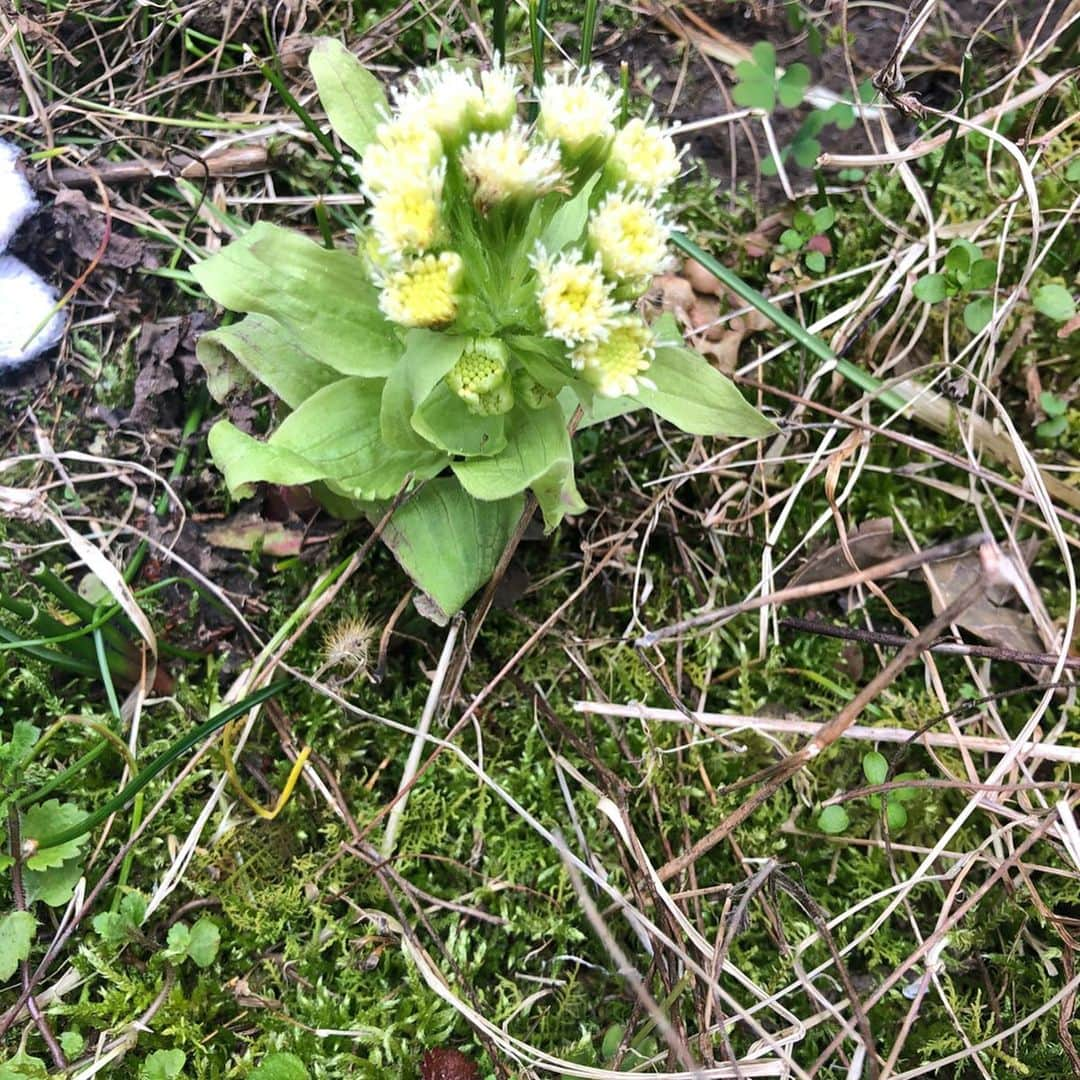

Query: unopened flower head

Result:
[361,117,444,194]
[369,168,444,255]
[470,62,520,131]
[460,122,564,208]
[532,247,625,345]
[379,252,464,328]
[587,190,671,289]
[572,316,656,398]
[607,117,681,196]
[396,63,481,145]
[537,66,617,163]
[446,337,514,415]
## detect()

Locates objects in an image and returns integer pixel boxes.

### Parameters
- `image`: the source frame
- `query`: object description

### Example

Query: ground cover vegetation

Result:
[1,0,1078,1077]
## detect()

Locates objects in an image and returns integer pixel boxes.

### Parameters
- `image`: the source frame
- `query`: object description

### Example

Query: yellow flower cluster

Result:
[358,58,682,403]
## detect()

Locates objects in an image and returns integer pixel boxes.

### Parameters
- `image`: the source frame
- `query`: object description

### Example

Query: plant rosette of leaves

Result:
[193,42,775,621]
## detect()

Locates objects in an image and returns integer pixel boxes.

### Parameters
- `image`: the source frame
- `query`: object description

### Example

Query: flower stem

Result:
[669,231,907,412]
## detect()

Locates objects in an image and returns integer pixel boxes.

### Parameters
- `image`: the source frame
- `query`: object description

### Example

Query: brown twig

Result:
[637,532,987,647]
[779,615,1080,671]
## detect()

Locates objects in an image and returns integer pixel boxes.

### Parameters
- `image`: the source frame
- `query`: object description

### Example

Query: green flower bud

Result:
[513,369,556,410]
[471,381,516,416]
[446,337,511,411]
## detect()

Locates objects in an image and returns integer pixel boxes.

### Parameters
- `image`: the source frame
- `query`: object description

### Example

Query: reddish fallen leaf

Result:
[420,1048,480,1080]
[205,513,305,557]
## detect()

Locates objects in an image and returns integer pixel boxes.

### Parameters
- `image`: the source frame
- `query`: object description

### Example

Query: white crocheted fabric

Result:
[1,139,66,367]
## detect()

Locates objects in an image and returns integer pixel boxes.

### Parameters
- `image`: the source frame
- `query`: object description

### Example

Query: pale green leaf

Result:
[1033,284,1076,322]
[412,384,508,458]
[885,800,908,831]
[540,174,600,253]
[196,314,341,408]
[191,222,402,378]
[23,859,84,908]
[187,916,221,967]
[963,296,994,334]
[913,274,948,304]
[0,911,35,981]
[381,478,524,623]
[209,377,448,501]
[817,805,849,834]
[453,403,585,531]
[250,1053,310,1080]
[309,39,388,156]
[635,343,777,438]
[141,1049,186,1080]
[20,800,85,871]
[0,1052,47,1079]
[2,722,39,774]
[58,1032,84,1059]
[862,751,888,786]
[165,923,190,959]
[379,330,467,451]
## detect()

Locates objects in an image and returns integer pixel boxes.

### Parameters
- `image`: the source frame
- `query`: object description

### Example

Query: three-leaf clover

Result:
[913,239,998,333]
[731,42,810,112]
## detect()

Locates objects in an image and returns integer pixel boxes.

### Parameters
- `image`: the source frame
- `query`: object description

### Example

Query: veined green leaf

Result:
[635,342,777,438]
[21,800,86,871]
[196,314,341,408]
[380,330,467,451]
[0,911,35,981]
[208,377,448,501]
[453,403,585,531]
[381,478,524,624]
[309,39,388,156]
[191,222,402,378]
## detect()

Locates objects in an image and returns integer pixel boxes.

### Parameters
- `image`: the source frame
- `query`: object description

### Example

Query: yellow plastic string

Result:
[220,715,312,821]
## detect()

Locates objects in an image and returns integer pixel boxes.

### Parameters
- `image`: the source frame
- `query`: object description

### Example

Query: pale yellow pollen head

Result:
[608,118,681,195]
[533,250,623,345]
[361,118,444,193]
[572,316,655,398]
[537,69,617,154]
[369,175,443,255]
[379,252,464,328]
[588,193,670,284]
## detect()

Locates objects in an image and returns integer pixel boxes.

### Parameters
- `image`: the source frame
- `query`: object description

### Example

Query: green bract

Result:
[193,39,776,620]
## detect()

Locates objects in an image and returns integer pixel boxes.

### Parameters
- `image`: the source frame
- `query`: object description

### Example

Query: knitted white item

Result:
[0,139,66,367]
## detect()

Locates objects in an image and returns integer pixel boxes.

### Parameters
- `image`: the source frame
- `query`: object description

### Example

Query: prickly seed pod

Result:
[316,615,376,684]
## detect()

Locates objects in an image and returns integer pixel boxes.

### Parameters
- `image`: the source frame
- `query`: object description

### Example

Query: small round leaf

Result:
[817,805,850,834]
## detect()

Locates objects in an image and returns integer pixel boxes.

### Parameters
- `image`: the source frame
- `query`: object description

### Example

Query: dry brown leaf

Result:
[924,541,1045,669]
[788,518,901,588]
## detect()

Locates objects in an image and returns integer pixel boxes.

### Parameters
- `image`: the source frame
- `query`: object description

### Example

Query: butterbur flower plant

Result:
[192,41,775,621]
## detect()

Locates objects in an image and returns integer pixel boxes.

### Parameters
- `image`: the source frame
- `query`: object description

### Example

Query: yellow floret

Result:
[379,252,464,328]
[361,118,444,194]
[396,64,482,144]
[369,172,443,255]
[571,316,656,398]
[587,192,671,288]
[607,117,681,195]
[532,248,625,345]
[537,67,617,157]
[471,63,520,131]
[460,123,564,208]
